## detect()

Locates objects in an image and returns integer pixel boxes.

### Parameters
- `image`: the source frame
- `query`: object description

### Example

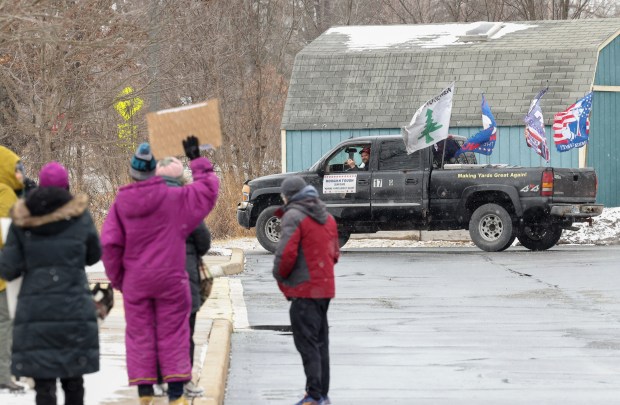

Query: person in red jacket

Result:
[272,176,339,405]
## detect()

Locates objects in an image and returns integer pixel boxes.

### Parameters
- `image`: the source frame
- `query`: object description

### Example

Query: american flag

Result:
[553,92,593,152]
[524,88,550,161]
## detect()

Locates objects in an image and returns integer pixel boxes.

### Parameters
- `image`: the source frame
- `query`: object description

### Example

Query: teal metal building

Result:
[281,19,620,206]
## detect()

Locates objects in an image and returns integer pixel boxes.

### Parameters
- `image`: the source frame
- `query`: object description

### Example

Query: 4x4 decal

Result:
[520,184,540,193]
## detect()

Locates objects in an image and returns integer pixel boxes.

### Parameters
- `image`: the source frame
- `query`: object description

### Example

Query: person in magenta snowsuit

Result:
[101,137,218,404]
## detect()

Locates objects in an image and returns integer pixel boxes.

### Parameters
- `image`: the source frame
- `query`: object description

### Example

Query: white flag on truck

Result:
[401,82,454,154]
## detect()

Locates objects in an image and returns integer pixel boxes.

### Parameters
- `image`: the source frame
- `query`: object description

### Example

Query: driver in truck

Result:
[346,147,370,171]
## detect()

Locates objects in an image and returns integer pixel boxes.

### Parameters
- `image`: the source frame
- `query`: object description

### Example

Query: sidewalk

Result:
[0,249,244,405]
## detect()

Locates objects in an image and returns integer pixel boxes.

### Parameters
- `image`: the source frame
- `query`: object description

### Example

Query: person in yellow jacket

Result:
[0,145,25,392]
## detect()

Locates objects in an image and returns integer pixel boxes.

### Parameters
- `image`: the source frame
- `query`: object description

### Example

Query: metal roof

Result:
[282,19,620,130]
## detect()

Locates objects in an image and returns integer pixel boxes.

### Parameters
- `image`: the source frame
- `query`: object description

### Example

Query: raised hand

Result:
[182,135,200,160]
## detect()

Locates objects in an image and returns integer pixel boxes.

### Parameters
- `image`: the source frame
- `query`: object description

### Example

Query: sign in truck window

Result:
[323,174,357,194]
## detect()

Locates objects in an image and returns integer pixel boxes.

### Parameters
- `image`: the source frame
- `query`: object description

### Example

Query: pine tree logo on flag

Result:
[419,109,443,144]
[402,82,454,155]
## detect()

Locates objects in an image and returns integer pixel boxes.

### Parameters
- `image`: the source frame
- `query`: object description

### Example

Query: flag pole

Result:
[545,82,551,167]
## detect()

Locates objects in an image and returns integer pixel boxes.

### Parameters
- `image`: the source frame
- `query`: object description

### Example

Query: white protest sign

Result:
[0,218,9,243]
[323,174,357,194]
[1,218,21,319]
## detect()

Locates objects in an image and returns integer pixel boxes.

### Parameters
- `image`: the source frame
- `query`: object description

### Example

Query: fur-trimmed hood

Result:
[11,194,89,228]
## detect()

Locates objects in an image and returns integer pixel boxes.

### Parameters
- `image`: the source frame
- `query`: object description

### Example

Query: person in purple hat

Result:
[38,161,70,189]
[0,161,102,405]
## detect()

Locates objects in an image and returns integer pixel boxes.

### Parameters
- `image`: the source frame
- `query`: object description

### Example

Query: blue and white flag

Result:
[524,87,550,162]
[456,94,497,156]
[552,92,592,152]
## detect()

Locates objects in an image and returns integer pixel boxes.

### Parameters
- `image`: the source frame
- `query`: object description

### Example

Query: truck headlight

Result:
[242,184,250,202]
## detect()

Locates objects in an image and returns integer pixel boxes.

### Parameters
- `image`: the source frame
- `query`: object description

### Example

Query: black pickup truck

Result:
[237,135,603,253]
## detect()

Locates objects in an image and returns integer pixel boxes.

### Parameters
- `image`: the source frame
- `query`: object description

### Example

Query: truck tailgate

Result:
[552,168,597,202]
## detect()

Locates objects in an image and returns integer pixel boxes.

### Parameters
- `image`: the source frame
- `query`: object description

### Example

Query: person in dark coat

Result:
[155,157,211,398]
[0,161,102,405]
[272,176,339,405]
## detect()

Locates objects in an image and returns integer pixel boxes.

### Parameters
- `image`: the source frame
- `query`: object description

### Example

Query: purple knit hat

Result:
[39,161,69,190]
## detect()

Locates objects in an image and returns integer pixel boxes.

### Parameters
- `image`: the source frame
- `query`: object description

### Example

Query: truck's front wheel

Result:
[256,206,280,253]
[469,203,514,252]
[517,223,562,251]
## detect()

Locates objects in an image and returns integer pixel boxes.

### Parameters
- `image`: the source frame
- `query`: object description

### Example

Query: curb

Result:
[223,248,245,275]
[207,248,245,278]
[194,248,245,405]
[194,319,233,405]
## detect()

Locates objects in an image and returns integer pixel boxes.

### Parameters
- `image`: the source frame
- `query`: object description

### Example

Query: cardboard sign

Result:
[146,99,222,158]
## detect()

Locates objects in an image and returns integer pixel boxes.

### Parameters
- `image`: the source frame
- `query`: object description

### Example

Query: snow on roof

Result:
[328,22,535,50]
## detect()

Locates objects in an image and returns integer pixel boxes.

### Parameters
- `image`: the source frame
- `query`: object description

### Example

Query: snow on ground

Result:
[559,207,620,245]
[211,207,620,251]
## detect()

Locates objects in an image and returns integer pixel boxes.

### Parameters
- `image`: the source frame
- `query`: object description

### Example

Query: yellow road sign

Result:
[114,87,144,121]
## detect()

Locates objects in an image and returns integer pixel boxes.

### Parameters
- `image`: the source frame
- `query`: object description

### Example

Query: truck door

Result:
[312,143,372,222]
[372,139,425,224]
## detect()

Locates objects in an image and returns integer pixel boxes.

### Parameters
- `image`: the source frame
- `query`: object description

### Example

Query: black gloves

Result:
[23,177,37,194]
[183,135,200,160]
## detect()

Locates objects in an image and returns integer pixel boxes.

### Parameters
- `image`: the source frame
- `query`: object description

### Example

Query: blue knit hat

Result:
[130,143,157,181]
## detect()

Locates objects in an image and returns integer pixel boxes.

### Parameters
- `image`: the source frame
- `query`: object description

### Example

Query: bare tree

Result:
[1,0,618,236]
[380,0,444,23]
[0,1,166,225]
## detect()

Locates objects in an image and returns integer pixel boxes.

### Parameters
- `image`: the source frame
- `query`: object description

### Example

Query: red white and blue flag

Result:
[524,87,550,162]
[456,94,497,156]
[553,92,592,152]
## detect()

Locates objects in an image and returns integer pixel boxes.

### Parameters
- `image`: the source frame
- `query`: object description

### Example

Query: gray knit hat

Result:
[281,176,307,198]
[130,143,157,181]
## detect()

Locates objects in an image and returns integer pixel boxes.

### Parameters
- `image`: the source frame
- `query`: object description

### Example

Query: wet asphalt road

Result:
[225,246,620,404]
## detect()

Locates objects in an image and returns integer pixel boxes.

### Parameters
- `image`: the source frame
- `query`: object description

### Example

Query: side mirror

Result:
[317,167,325,177]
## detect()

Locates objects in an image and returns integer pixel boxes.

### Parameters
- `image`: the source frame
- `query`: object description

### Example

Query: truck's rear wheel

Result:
[517,223,562,251]
[469,203,514,252]
[256,206,280,253]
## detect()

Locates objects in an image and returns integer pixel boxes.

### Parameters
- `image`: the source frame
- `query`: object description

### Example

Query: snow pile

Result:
[560,207,620,245]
